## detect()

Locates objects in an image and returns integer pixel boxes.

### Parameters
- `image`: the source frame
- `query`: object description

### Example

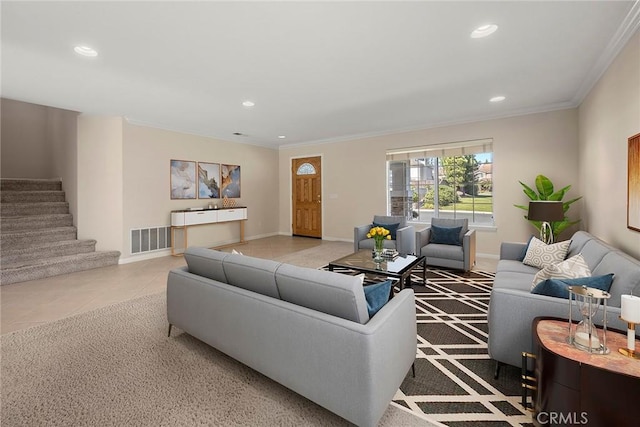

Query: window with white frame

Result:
[387,139,494,226]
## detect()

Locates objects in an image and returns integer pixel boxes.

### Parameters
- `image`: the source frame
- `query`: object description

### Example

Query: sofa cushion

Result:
[430,225,462,246]
[579,238,615,271]
[422,243,464,261]
[531,274,615,299]
[222,254,282,299]
[592,251,640,307]
[184,247,230,283]
[373,215,407,229]
[431,218,468,242]
[531,254,591,289]
[522,237,570,269]
[566,231,595,259]
[496,259,540,275]
[493,271,536,292]
[275,264,370,324]
[364,280,393,317]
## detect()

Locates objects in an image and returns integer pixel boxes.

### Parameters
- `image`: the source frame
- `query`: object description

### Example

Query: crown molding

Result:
[278,101,577,150]
[572,0,640,105]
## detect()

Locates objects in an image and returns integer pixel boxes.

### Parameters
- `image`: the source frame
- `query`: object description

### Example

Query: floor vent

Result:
[131,226,171,254]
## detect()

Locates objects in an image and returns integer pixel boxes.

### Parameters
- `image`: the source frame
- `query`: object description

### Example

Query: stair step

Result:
[1,202,70,217]
[1,239,97,264]
[1,226,77,249]
[0,178,62,192]
[1,191,66,203]
[0,251,121,285]
[1,214,74,232]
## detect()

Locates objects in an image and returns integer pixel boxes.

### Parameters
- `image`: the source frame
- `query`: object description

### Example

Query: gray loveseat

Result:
[488,231,640,369]
[167,247,417,427]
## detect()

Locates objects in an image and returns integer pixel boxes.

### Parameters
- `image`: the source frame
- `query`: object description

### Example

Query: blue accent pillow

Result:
[531,274,615,299]
[373,222,400,240]
[430,225,462,246]
[363,280,393,317]
[518,235,535,261]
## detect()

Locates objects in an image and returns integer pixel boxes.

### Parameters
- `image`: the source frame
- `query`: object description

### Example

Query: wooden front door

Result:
[292,156,322,238]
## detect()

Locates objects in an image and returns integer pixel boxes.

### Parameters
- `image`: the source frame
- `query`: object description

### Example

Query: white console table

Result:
[170,207,247,256]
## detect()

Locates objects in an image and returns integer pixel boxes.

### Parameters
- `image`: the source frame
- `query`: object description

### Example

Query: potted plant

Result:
[514,174,581,240]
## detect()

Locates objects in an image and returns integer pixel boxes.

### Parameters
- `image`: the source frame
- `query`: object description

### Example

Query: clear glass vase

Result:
[373,239,384,262]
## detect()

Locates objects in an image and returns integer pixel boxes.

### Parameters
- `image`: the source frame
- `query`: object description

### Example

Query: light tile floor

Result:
[1,236,497,334]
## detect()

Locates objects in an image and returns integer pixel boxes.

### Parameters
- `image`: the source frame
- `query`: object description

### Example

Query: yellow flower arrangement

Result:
[367,226,392,251]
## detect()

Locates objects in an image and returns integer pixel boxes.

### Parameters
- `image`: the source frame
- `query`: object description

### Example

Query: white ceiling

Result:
[2,1,639,149]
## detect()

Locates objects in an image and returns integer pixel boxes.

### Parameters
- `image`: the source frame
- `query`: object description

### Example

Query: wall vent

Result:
[131,226,171,254]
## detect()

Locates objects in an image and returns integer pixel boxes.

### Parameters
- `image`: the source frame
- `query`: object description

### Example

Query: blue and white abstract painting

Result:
[221,164,241,198]
[198,162,220,199]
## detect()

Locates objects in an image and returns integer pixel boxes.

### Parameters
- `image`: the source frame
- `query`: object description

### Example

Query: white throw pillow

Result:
[522,237,571,269]
[531,253,591,289]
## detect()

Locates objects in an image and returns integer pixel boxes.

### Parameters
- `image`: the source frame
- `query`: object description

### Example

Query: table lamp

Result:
[527,201,564,244]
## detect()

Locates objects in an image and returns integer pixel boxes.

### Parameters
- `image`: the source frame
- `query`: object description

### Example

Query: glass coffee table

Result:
[328,250,426,290]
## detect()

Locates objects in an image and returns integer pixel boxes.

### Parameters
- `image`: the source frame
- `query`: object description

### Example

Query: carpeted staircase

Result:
[1,178,120,285]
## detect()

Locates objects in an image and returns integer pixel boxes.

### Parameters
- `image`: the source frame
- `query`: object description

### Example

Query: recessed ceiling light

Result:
[490,95,506,103]
[74,45,98,57]
[242,100,255,107]
[278,135,286,139]
[471,24,498,39]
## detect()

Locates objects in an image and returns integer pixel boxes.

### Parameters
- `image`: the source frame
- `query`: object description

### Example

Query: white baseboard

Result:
[477,252,499,259]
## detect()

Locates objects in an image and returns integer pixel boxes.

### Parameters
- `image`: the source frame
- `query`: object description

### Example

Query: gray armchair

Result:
[416,218,476,272]
[354,215,415,256]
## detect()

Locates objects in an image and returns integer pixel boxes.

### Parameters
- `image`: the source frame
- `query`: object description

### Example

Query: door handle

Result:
[317,194,321,204]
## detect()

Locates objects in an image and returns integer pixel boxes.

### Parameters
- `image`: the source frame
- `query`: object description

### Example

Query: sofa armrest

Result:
[354,224,372,252]
[462,229,476,271]
[500,242,527,260]
[415,227,431,255]
[396,225,415,255]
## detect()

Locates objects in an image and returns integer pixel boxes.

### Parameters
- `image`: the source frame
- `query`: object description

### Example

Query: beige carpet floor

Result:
[1,292,435,426]
[273,241,354,268]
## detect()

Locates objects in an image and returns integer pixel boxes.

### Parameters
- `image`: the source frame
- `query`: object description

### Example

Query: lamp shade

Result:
[527,201,564,222]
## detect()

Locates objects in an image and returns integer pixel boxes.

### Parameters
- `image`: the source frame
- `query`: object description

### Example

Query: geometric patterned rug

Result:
[325,266,534,427]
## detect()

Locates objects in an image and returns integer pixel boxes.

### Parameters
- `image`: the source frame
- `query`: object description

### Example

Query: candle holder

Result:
[567,285,610,354]
[618,318,640,359]
[620,294,640,359]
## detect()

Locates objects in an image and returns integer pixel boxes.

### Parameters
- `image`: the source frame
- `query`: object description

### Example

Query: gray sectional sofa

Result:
[488,231,640,369]
[167,247,417,427]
